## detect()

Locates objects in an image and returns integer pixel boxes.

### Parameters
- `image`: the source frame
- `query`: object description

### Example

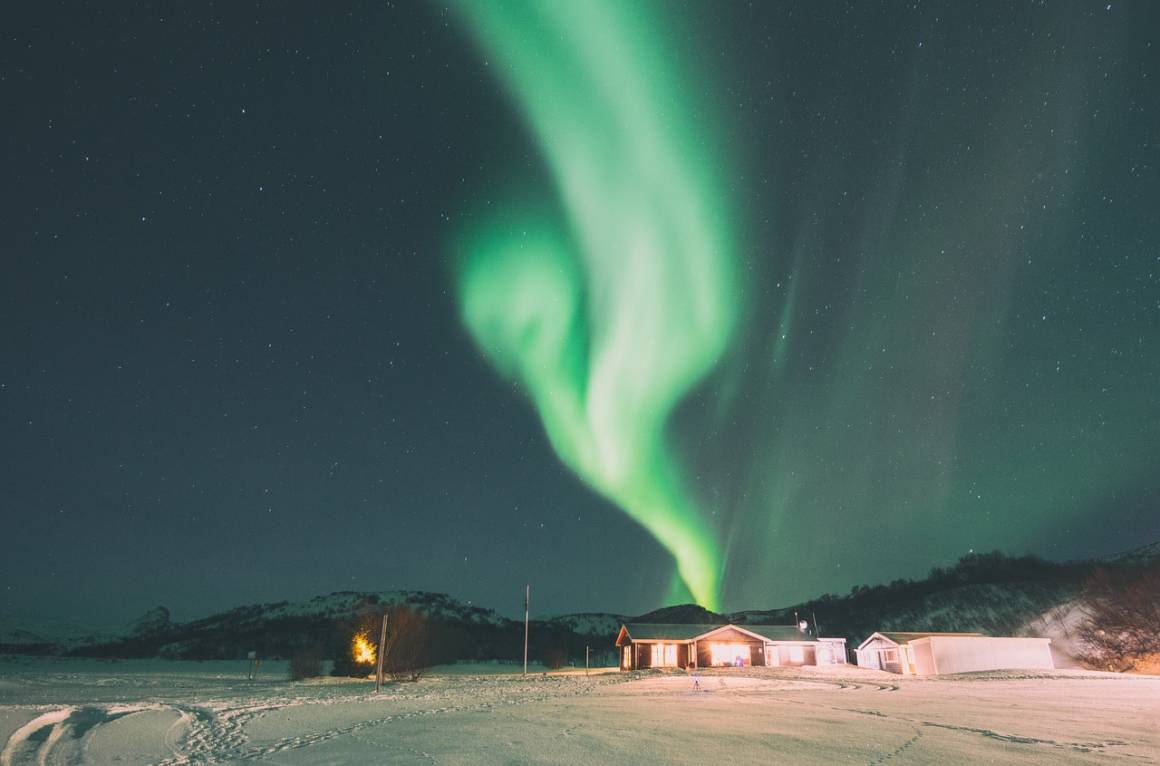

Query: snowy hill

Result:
[0,615,144,654]
[730,551,1089,646]
[57,590,609,663]
[636,604,725,624]
[185,591,509,630]
[1103,540,1160,567]
[4,541,1155,663]
[546,613,625,638]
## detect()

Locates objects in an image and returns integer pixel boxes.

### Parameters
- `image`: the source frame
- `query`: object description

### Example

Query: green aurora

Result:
[446,1,1160,612]
[449,0,739,609]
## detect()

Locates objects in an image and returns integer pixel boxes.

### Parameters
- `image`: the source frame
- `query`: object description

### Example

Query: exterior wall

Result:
[628,641,695,670]
[924,637,1053,675]
[817,639,848,665]
[708,627,760,643]
[856,637,901,672]
[696,638,764,667]
[911,641,937,676]
[770,643,816,667]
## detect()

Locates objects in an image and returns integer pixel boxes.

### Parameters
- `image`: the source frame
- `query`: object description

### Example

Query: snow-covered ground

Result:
[1,656,1157,765]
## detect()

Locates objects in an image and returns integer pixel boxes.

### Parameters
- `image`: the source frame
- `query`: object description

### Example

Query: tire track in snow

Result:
[920,721,1130,754]
[0,705,171,766]
[0,708,74,766]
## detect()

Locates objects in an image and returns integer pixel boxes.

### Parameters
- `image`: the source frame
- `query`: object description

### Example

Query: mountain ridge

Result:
[3,541,1154,661]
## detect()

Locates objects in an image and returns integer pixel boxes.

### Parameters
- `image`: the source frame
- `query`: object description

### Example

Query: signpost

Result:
[523,585,530,676]
[375,614,388,693]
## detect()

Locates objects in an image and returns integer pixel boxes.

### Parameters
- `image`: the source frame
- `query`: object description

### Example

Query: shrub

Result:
[1079,560,1160,672]
[289,647,324,681]
[332,606,431,682]
[541,647,568,670]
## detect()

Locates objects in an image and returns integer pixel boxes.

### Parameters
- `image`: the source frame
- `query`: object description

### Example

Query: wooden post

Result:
[375,613,388,693]
[523,585,530,676]
[585,645,589,676]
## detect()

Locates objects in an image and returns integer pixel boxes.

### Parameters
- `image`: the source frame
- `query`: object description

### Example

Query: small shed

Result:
[856,631,1054,675]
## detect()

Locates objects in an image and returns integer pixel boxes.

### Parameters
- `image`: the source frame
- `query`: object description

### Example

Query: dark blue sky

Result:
[3,1,1157,625]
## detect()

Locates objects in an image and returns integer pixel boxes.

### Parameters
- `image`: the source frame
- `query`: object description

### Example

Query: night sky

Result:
[3,2,1158,625]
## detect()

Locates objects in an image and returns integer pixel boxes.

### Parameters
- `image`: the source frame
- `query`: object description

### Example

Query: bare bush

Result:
[289,647,323,681]
[540,646,568,670]
[1078,560,1160,671]
[332,604,431,682]
[1048,602,1076,639]
[382,605,429,682]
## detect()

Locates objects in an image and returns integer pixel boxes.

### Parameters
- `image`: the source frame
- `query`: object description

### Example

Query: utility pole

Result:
[523,584,530,676]
[585,645,589,676]
[812,611,820,639]
[375,613,388,693]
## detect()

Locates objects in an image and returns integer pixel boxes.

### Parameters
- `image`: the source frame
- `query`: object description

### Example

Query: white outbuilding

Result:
[856,631,1053,675]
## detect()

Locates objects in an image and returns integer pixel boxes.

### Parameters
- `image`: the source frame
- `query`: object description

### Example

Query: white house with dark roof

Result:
[615,623,848,670]
[856,631,1054,675]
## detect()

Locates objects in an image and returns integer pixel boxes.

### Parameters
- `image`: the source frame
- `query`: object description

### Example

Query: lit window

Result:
[709,643,751,666]
[650,643,678,666]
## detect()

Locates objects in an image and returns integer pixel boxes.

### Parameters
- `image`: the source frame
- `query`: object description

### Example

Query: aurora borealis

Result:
[447,0,1160,611]
[450,0,740,609]
[2,1,1158,623]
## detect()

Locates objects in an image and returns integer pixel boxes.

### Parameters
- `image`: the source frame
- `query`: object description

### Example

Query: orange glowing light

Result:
[352,632,376,664]
[709,642,751,667]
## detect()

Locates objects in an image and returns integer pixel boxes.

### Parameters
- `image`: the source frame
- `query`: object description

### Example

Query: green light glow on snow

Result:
[450,0,739,609]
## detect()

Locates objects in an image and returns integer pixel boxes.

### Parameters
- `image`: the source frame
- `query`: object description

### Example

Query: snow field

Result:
[0,658,1157,764]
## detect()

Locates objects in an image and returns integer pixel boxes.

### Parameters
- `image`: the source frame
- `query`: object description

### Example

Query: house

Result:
[855,631,1054,675]
[615,623,848,670]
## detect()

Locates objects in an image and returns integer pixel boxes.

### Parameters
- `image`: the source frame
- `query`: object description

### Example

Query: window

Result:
[788,645,804,663]
[882,649,898,662]
[651,643,677,666]
[709,643,751,666]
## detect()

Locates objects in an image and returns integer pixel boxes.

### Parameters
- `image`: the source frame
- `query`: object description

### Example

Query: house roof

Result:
[734,624,815,642]
[619,623,815,643]
[878,631,984,644]
[858,631,985,650]
[620,623,721,641]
